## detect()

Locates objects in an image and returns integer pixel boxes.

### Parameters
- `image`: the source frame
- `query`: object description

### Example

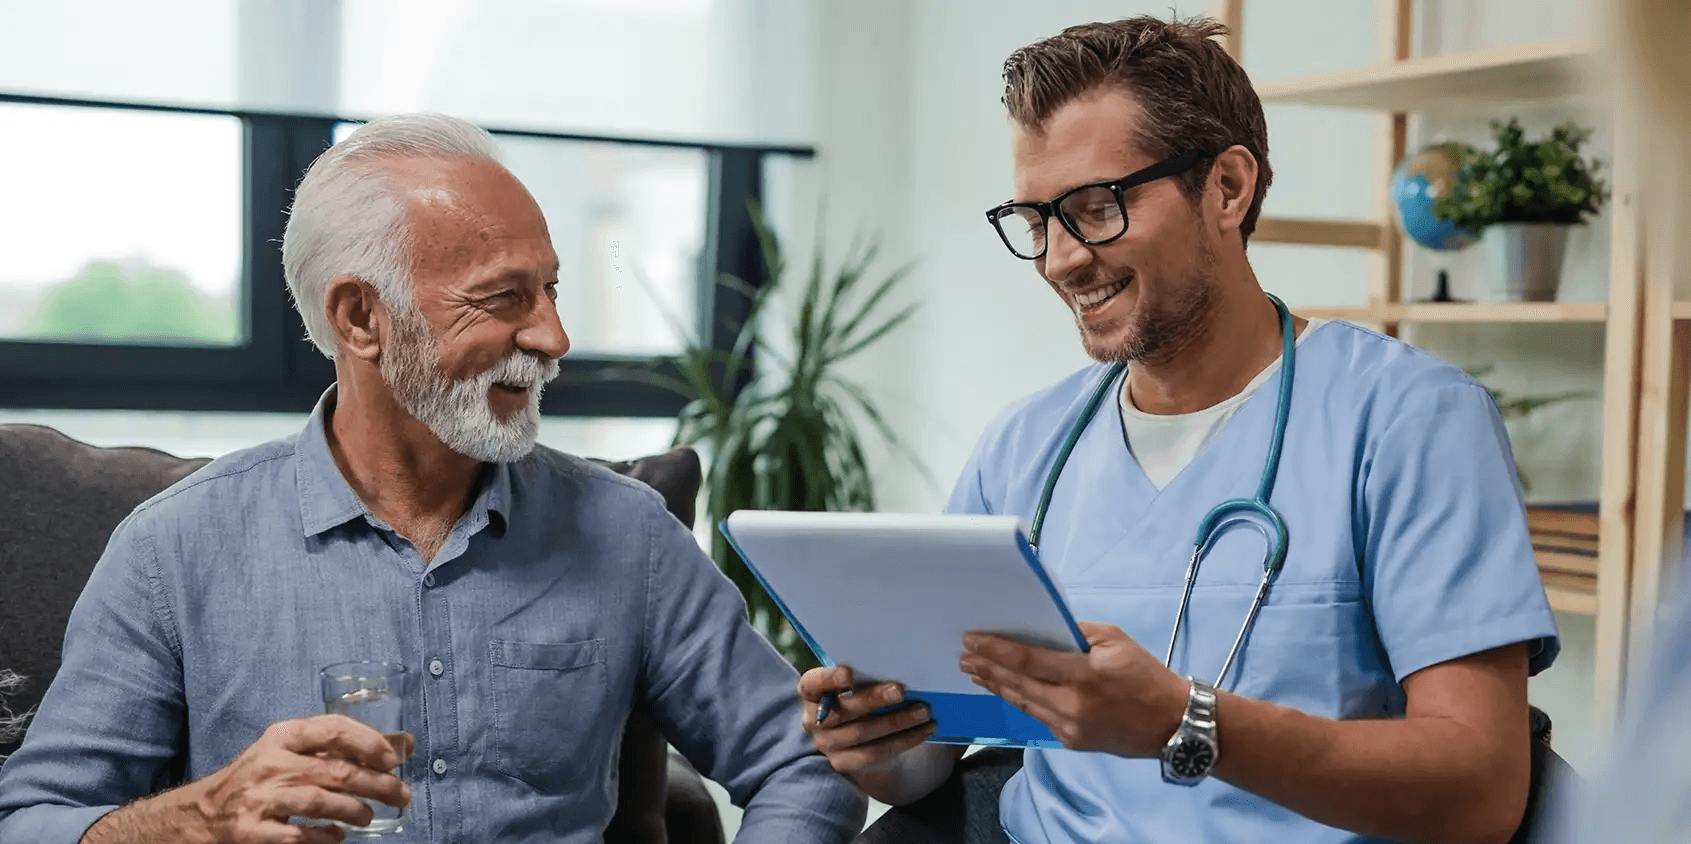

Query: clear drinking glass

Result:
[320,661,409,838]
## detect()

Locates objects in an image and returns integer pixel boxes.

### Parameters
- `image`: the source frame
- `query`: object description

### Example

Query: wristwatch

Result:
[1160,677,1219,786]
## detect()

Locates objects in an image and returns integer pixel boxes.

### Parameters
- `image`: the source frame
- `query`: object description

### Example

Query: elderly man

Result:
[0,113,865,844]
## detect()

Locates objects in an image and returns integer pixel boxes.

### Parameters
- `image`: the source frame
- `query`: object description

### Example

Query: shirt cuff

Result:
[0,803,120,844]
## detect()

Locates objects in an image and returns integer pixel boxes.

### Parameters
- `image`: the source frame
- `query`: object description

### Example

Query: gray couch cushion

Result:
[0,424,209,758]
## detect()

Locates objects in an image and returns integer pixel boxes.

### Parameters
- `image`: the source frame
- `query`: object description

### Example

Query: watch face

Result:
[1168,737,1216,778]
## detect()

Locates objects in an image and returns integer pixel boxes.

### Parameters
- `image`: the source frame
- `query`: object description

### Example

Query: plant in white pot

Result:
[1433,119,1609,302]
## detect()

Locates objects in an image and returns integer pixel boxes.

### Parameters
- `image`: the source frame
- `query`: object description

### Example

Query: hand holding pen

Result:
[796,664,937,774]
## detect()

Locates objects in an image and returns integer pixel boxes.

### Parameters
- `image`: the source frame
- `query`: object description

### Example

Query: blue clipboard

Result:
[718,511,1089,748]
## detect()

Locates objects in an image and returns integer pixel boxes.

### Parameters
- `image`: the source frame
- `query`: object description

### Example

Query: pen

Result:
[816,690,839,725]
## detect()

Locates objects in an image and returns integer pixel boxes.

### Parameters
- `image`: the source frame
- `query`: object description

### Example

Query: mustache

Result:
[475,352,561,389]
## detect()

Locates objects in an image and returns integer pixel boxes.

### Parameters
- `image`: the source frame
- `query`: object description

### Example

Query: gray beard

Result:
[380,308,560,464]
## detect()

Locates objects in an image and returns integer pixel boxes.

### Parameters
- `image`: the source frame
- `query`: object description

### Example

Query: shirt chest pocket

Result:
[489,638,611,791]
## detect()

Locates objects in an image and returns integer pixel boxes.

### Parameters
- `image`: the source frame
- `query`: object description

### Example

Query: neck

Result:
[325,368,484,542]
[1127,271,1303,416]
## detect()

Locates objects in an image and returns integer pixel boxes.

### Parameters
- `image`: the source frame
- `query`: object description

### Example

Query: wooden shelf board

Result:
[1539,569,1598,616]
[1256,39,1593,111]
[1255,217,1385,249]
[1297,302,1608,323]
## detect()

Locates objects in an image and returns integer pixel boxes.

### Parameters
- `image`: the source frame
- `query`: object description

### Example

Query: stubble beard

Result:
[1082,236,1220,366]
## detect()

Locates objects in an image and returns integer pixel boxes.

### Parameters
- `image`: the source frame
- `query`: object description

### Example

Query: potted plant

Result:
[1433,119,1609,302]
[640,202,923,671]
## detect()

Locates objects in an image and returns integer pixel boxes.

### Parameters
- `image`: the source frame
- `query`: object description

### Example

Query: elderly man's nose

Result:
[519,300,570,360]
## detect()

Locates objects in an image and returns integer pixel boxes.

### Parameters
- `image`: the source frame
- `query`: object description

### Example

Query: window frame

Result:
[0,92,813,417]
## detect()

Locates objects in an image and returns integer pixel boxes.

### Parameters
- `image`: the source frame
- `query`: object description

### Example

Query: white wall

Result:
[781,0,1634,778]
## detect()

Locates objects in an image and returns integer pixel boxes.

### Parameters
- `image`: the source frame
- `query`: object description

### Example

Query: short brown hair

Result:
[1002,15,1272,242]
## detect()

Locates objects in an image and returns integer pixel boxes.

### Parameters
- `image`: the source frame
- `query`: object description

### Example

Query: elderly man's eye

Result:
[544,282,559,300]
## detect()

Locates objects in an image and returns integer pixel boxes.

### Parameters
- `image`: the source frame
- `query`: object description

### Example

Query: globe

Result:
[1391,143,1481,252]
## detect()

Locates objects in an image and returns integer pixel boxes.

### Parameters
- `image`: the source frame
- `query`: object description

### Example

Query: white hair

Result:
[282,113,502,358]
[0,669,31,758]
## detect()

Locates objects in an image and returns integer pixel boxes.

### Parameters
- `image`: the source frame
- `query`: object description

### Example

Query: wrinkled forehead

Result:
[1010,86,1155,204]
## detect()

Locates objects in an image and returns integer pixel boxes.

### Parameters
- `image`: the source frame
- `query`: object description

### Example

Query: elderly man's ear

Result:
[325,274,389,363]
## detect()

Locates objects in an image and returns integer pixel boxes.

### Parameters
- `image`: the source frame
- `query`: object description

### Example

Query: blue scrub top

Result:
[947,321,1560,844]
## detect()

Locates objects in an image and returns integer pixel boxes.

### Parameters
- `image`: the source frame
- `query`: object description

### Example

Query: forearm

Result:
[733,754,867,844]
[79,781,212,844]
[1210,692,1527,844]
[844,743,964,807]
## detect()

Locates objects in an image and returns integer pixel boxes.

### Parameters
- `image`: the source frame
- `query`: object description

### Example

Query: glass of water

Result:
[320,661,409,838]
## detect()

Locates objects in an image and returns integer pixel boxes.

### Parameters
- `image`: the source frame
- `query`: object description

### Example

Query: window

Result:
[331,123,711,357]
[0,93,812,418]
[0,103,244,347]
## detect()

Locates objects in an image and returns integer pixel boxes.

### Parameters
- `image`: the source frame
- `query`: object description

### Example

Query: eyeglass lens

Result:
[997,184,1125,258]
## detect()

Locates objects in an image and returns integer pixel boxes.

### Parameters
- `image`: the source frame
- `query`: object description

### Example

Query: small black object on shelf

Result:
[1420,270,1470,304]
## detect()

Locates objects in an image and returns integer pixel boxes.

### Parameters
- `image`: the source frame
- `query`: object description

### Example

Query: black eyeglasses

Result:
[985,150,1204,260]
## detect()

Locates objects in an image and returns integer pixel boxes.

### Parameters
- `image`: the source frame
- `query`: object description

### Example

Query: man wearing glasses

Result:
[796,14,1558,844]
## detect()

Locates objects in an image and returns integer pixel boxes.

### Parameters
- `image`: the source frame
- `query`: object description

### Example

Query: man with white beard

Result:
[0,113,865,844]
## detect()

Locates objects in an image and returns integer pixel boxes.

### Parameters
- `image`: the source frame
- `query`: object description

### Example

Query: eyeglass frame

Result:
[984,149,1206,260]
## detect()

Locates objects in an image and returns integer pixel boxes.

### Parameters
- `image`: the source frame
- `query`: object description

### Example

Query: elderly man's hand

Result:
[183,714,414,843]
[959,622,1190,757]
[80,714,415,844]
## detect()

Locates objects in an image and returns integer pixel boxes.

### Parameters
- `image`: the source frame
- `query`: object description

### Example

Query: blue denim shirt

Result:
[0,391,865,843]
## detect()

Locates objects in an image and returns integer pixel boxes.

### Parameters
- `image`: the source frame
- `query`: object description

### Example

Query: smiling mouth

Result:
[493,383,531,394]
[1074,277,1131,311]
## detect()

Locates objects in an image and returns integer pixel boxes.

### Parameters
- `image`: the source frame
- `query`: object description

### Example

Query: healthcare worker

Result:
[797,14,1560,844]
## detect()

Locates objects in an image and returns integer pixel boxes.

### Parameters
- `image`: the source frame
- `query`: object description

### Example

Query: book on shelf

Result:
[1526,503,1599,579]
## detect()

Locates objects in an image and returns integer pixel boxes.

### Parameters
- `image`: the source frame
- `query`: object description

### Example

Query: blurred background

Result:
[2,0,1686,836]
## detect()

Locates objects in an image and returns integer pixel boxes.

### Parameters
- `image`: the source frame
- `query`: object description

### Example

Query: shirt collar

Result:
[295,385,516,538]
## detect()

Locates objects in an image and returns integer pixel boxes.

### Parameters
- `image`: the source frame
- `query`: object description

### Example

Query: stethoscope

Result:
[1026,293,1296,691]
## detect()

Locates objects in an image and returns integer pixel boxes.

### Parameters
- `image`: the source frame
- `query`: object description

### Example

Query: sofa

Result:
[0,423,723,844]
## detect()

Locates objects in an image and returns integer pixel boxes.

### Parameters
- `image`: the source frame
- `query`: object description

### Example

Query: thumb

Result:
[1075,621,1125,646]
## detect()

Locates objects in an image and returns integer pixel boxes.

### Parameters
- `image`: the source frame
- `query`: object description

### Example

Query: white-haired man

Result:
[0,113,866,844]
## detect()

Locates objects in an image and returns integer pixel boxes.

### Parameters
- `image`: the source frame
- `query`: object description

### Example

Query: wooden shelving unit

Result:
[1540,572,1598,616]
[1255,39,1593,112]
[1529,506,1600,617]
[1298,302,1607,323]
[1215,0,1673,726]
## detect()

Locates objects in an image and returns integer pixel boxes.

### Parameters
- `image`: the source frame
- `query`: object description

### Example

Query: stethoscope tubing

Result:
[1028,293,1297,691]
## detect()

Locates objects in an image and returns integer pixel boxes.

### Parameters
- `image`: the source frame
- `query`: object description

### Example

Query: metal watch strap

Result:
[1160,676,1220,786]
[1185,677,1217,726]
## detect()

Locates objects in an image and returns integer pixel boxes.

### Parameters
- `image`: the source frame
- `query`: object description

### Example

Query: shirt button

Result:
[429,659,444,677]
[423,573,436,588]
[432,758,447,776]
